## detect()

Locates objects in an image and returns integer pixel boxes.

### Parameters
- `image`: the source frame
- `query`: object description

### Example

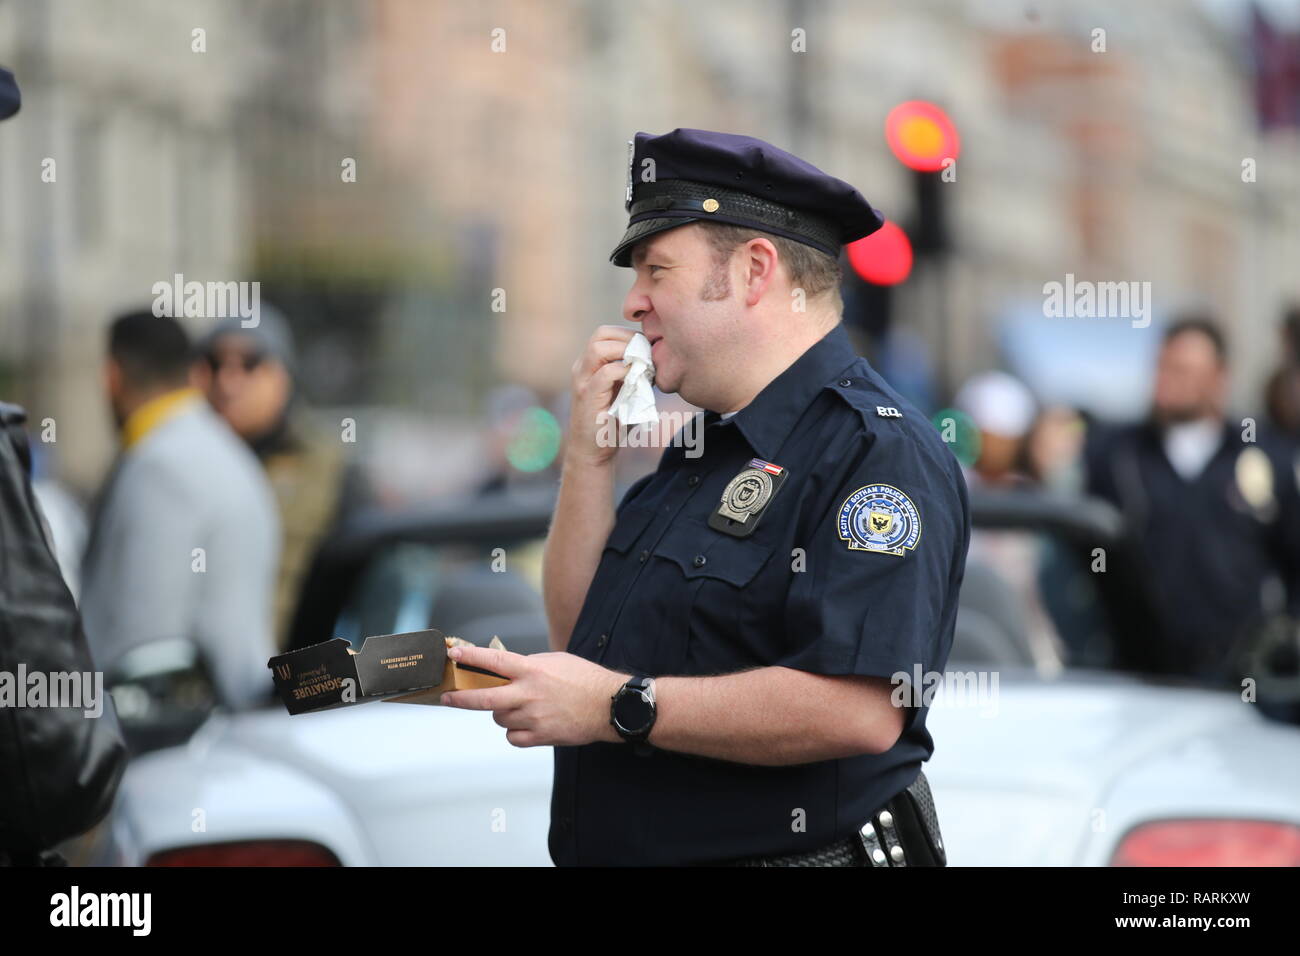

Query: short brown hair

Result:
[1163,314,1227,366]
[695,221,843,311]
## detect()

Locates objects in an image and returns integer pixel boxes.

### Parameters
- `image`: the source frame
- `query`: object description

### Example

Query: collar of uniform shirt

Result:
[120,386,202,450]
[705,322,861,460]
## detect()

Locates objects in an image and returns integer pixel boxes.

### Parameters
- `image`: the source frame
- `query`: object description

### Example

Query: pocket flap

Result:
[652,520,777,587]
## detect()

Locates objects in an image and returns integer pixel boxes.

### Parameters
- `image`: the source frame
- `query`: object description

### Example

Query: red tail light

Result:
[147,840,342,866]
[1111,820,1300,866]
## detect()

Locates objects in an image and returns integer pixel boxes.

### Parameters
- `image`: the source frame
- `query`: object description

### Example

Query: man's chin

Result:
[653,368,681,397]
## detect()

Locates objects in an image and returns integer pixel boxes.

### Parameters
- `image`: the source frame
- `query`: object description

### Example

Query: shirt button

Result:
[597,633,608,648]
[686,474,701,487]
[638,549,649,563]
[692,554,707,568]
[839,378,852,387]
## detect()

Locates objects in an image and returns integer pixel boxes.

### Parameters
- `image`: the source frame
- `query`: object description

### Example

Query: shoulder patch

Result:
[837,483,921,555]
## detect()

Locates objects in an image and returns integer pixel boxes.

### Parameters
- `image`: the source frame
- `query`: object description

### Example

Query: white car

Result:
[91,490,1300,866]
[109,699,554,866]
[925,669,1300,865]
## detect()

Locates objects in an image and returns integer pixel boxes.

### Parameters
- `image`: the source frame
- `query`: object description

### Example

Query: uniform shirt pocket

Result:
[626,518,779,675]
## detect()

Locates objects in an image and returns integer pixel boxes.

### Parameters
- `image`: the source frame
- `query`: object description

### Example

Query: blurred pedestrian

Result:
[1024,405,1087,493]
[1264,305,1300,439]
[194,308,367,650]
[1085,316,1300,682]
[81,311,280,709]
[954,371,1062,671]
[953,370,1036,488]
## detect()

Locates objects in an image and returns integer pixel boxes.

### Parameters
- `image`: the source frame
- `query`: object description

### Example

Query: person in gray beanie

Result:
[194,305,368,650]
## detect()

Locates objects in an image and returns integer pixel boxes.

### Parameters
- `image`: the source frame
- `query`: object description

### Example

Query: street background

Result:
[2,0,1298,503]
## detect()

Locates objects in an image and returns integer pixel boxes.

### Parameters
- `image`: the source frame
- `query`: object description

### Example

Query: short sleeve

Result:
[778,433,967,705]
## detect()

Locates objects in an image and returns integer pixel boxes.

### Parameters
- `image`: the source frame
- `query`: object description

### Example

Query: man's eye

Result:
[648,264,664,273]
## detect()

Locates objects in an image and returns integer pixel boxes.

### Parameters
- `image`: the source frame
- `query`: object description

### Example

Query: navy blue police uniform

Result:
[1086,419,1300,682]
[550,129,971,867]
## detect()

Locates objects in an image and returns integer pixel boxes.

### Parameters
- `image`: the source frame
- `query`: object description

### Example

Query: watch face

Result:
[614,688,652,734]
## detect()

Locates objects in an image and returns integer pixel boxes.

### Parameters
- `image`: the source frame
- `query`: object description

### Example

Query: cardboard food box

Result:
[267,628,509,715]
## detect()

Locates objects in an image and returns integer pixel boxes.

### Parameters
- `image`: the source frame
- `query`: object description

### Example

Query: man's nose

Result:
[216,364,245,393]
[622,282,652,324]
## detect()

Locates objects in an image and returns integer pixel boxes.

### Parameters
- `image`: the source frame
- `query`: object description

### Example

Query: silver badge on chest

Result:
[718,468,773,523]
[708,457,789,538]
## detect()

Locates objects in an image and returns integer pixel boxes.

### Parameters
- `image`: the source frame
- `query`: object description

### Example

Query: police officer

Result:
[1086,316,1300,683]
[443,129,971,866]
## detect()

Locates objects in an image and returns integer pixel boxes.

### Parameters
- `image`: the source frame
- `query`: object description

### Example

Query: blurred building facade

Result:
[0,0,252,489]
[2,0,1298,497]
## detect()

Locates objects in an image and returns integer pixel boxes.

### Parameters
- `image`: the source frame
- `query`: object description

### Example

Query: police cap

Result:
[610,128,884,267]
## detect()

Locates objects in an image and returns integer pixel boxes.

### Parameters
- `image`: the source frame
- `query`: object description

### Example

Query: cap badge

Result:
[625,139,635,207]
[702,198,719,213]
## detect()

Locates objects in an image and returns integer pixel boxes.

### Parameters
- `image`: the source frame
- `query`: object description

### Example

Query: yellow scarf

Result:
[121,387,202,450]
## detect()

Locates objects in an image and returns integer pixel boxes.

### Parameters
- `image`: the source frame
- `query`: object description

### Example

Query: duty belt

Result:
[721,770,947,867]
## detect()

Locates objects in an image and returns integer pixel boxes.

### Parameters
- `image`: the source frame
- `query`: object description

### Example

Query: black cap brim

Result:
[609,215,701,267]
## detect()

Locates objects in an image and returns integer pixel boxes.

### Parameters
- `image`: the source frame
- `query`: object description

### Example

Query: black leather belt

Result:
[716,770,947,868]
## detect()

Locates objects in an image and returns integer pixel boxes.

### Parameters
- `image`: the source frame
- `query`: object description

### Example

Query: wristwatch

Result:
[610,675,657,756]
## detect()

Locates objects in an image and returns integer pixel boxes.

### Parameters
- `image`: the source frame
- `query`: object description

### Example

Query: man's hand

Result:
[542,326,633,651]
[565,324,636,468]
[441,644,629,748]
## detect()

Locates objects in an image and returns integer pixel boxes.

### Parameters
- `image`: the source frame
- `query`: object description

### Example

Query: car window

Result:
[953,528,1113,672]
[332,537,550,655]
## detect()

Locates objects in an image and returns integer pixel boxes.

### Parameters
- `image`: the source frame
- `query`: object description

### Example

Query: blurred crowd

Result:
[43,298,1300,712]
[940,306,1300,687]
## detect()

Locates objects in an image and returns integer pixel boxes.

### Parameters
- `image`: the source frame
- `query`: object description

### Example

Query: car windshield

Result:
[332,537,551,656]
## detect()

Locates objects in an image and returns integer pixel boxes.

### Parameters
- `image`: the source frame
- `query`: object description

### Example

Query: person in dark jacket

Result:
[1086,316,1300,683]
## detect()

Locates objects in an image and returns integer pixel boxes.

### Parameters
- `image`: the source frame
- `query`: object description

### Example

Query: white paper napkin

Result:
[606,331,658,426]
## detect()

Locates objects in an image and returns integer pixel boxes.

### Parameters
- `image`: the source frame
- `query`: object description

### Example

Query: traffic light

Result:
[885,100,960,173]
[886,100,960,256]
[843,100,960,352]
[847,220,913,286]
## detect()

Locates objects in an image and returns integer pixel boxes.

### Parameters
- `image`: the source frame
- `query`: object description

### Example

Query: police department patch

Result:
[837,484,921,555]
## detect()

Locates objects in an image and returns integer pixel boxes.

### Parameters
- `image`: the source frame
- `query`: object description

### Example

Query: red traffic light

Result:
[885,100,960,172]
[847,220,913,286]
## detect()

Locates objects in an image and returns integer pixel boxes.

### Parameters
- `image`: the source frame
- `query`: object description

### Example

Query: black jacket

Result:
[0,402,126,864]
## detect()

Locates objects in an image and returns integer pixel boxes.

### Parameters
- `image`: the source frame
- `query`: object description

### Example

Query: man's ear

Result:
[189,358,208,391]
[742,237,779,307]
[104,357,122,397]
